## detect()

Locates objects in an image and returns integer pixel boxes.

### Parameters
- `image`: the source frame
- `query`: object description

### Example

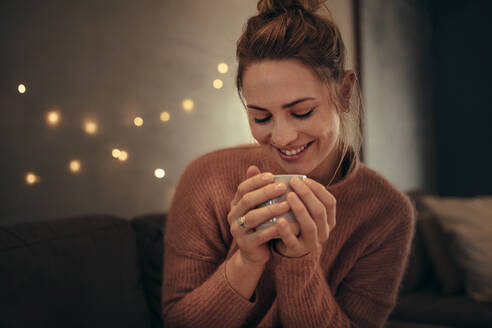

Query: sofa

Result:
[1,193,491,327]
[0,213,166,328]
[387,193,492,328]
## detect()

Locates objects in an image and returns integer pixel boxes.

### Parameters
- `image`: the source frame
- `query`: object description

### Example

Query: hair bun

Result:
[257,0,325,15]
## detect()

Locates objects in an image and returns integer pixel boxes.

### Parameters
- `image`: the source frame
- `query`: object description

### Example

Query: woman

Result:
[162,1,414,327]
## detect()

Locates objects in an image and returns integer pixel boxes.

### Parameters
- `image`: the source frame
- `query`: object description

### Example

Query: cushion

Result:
[0,215,151,328]
[131,213,166,328]
[421,195,492,302]
[418,210,464,295]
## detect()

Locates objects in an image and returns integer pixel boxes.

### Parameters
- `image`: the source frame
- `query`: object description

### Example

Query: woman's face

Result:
[242,59,342,182]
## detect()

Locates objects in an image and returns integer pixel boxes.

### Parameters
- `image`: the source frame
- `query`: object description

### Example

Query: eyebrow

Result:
[247,97,315,111]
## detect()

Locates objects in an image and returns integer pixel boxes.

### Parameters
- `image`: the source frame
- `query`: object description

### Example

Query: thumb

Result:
[246,165,261,179]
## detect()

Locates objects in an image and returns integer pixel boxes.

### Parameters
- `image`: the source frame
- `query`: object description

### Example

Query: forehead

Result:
[242,59,328,106]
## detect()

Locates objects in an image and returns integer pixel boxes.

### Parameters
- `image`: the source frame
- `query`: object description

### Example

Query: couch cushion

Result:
[390,290,492,327]
[419,210,465,295]
[131,213,166,328]
[422,195,492,301]
[0,215,151,328]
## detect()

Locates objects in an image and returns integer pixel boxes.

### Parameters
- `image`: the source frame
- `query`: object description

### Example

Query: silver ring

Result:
[237,216,247,229]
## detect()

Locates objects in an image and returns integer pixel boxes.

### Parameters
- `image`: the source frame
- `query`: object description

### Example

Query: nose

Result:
[271,118,298,147]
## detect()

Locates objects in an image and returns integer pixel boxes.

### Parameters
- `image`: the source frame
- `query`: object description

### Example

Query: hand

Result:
[274,177,336,258]
[227,165,291,266]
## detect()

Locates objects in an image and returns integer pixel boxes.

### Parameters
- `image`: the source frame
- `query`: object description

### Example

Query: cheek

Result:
[248,122,269,143]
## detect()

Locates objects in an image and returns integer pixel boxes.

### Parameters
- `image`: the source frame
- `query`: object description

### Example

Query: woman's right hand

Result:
[227,165,291,266]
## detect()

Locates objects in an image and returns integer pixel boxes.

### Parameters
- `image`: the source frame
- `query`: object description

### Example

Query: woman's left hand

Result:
[274,177,337,258]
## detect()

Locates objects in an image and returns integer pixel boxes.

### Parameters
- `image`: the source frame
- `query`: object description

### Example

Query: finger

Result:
[239,224,279,249]
[230,171,274,207]
[304,178,337,231]
[246,165,261,179]
[286,191,318,245]
[289,178,328,240]
[243,200,290,229]
[234,181,287,220]
[276,217,299,250]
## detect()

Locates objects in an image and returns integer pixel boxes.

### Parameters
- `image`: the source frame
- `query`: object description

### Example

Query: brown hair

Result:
[236,0,363,178]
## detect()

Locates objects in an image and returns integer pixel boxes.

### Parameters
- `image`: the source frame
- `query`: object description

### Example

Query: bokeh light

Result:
[217,62,228,74]
[69,160,81,173]
[118,150,128,161]
[154,168,166,179]
[182,98,194,112]
[213,79,223,89]
[25,172,40,185]
[134,116,143,127]
[18,84,26,94]
[160,111,171,122]
[84,120,98,135]
[46,110,60,126]
[112,148,121,158]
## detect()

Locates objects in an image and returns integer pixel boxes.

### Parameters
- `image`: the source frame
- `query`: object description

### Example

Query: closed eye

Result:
[253,108,315,124]
[292,108,315,119]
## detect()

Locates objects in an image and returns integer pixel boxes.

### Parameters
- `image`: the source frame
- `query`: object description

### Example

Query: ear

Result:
[338,70,356,111]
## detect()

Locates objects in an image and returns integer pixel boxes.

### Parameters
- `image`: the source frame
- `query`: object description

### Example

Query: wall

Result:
[432,0,492,196]
[361,0,435,192]
[0,0,357,224]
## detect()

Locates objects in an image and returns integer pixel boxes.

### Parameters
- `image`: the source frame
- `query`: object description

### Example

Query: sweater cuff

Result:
[212,261,258,309]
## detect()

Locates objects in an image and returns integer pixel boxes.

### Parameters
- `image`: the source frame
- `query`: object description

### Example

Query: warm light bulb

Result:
[112,149,121,158]
[118,150,128,161]
[213,79,223,89]
[46,111,60,126]
[18,84,26,94]
[134,116,143,127]
[217,62,228,74]
[69,160,81,173]
[25,172,40,185]
[182,99,194,112]
[160,111,171,122]
[154,168,166,179]
[84,120,98,135]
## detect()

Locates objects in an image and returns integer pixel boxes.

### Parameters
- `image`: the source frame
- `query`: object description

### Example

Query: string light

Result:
[134,116,143,127]
[18,84,26,94]
[84,120,98,135]
[46,110,60,126]
[25,172,40,185]
[118,150,128,161]
[69,160,81,173]
[112,149,121,158]
[160,111,171,122]
[217,62,228,74]
[182,98,194,112]
[213,79,223,89]
[154,168,166,179]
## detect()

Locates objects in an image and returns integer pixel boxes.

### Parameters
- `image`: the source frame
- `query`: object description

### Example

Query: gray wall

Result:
[0,0,257,224]
[361,0,435,192]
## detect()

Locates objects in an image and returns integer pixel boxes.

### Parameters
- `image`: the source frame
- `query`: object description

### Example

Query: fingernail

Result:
[291,178,301,186]
[275,183,286,191]
[263,173,273,180]
[278,201,289,210]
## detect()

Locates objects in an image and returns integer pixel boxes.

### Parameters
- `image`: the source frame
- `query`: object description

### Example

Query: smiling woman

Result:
[161,1,415,327]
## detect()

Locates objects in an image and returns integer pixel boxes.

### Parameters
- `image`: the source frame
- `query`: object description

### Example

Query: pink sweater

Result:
[162,144,415,327]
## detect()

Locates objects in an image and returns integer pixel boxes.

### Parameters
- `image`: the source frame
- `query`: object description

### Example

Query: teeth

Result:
[280,144,307,156]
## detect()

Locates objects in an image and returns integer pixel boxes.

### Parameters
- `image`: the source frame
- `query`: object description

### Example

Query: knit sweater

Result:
[161,144,415,328]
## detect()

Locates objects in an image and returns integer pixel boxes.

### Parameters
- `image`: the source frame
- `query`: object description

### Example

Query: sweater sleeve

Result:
[161,157,255,328]
[272,205,415,328]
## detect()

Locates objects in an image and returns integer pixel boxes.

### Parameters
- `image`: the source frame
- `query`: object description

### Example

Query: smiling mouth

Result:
[276,141,314,156]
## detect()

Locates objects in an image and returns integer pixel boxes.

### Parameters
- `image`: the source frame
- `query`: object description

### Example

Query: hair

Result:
[236,0,363,179]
